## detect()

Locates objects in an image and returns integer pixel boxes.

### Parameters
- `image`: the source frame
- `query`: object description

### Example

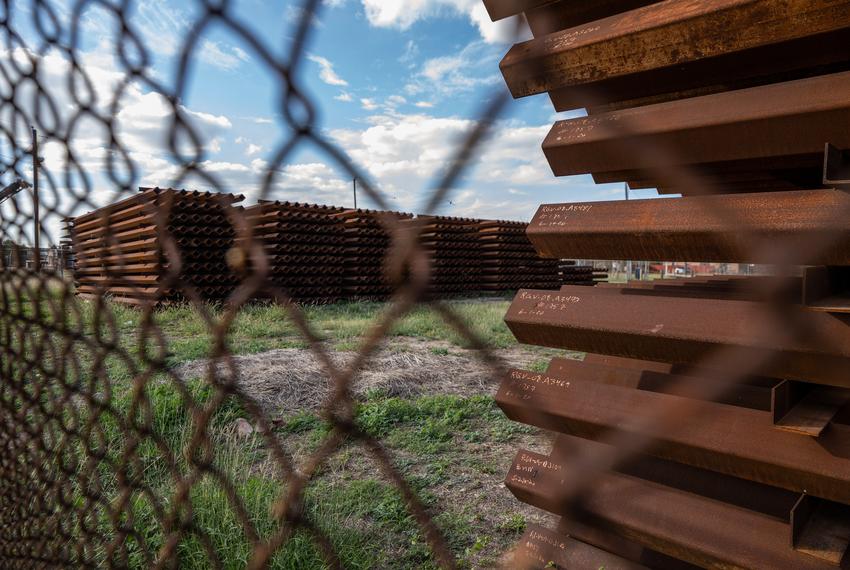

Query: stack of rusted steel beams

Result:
[557,260,607,287]
[485,0,850,568]
[244,200,348,304]
[332,208,414,300]
[68,188,243,305]
[416,215,484,296]
[478,219,560,291]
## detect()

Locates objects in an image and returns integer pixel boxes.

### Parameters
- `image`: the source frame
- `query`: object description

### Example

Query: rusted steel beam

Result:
[500,0,850,103]
[793,495,850,565]
[498,367,850,503]
[594,277,804,303]
[481,0,555,21]
[772,381,850,438]
[542,72,850,184]
[582,353,672,374]
[505,287,850,387]
[555,517,702,570]
[615,166,825,196]
[528,190,850,265]
[506,438,845,569]
[546,357,775,411]
[512,523,651,570]
[523,1,662,38]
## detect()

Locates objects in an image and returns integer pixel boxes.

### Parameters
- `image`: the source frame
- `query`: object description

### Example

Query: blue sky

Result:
[4,0,662,242]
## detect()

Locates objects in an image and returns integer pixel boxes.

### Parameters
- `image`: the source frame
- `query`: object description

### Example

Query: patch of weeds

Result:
[489,420,537,443]
[280,410,324,433]
[497,514,526,534]
[429,347,450,356]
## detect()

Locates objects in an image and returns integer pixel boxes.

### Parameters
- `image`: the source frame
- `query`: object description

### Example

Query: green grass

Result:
[2,289,545,568]
[77,296,517,367]
[89,386,535,568]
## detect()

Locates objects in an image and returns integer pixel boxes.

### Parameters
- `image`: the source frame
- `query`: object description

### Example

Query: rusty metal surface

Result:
[523,1,662,38]
[500,0,850,101]
[498,367,850,503]
[511,523,651,570]
[487,0,850,566]
[505,439,841,570]
[542,72,850,184]
[506,287,850,387]
[478,220,561,291]
[528,190,850,265]
[67,188,243,304]
[554,518,702,570]
[545,357,777,411]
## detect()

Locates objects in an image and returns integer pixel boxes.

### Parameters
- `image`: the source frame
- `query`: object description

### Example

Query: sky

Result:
[2,0,661,244]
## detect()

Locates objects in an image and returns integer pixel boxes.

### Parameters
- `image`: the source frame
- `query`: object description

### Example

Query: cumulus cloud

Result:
[360,98,379,111]
[307,54,348,86]
[406,41,502,97]
[328,111,559,217]
[335,92,354,102]
[199,40,249,71]
[0,45,237,242]
[360,0,529,44]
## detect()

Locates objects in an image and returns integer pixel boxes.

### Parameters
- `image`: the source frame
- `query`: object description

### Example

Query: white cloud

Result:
[307,54,348,86]
[328,111,560,217]
[360,0,529,44]
[399,39,419,65]
[0,45,238,242]
[246,144,263,157]
[199,40,249,71]
[406,41,502,97]
[207,137,223,153]
[335,92,354,102]
[415,101,434,108]
[360,98,379,111]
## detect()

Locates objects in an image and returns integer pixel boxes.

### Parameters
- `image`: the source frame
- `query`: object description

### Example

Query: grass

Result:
[1,288,559,568]
[91,296,520,368]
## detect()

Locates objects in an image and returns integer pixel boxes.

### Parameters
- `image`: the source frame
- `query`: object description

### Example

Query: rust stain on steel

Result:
[527,190,850,265]
[68,187,244,305]
[523,0,662,38]
[554,515,712,570]
[511,523,651,570]
[500,0,850,100]
[545,357,777,411]
[505,286,850,387]
[498,367,850,504]
[505,438,840,570]
[542,71,850,179]
[481,0,555,21]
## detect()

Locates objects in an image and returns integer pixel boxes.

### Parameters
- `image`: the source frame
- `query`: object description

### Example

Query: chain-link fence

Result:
[1,0,849,568]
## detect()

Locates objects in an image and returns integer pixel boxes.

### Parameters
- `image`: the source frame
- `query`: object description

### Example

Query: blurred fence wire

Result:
[2,0,849,569]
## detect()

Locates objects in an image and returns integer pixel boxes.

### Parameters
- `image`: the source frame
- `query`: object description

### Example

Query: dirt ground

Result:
[175,336,572,416]
[176,337,569,567]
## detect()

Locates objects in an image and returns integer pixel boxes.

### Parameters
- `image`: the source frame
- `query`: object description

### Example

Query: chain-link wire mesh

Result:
[1,0,849,568]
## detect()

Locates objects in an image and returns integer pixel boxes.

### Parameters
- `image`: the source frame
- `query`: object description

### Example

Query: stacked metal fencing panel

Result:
[479,219,561,291]
[70,193,568,304]
[244,200,347,304]
[484,0,850,568]
[332,208,415,300]
[415,215,485,296]
[67,187,243,305]
[557,260,607,287]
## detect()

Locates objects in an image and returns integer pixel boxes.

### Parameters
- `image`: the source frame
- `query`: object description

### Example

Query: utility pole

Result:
[31,126,40,271]
[625,182,631,282]
[352,178,357,209]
